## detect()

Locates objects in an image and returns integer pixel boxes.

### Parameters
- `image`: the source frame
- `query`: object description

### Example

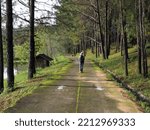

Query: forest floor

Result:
[5,58,142,113]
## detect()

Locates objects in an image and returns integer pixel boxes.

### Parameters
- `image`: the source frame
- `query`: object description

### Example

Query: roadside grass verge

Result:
[87,47,150,112]
[0,56,72,112]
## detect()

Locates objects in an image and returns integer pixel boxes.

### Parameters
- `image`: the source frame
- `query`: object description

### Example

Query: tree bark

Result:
[91,29,95,54]
[6,0,14,90]
[96,36,98,58]
[96,0,105,59]
[120,0,128,76]
[116,29,121,53]
[138,0,148,77]
[135,0,142,74]
[105,0,108,59]
[0,0,4,93]
[108,7,113,56]
[28,0,36,79]
[82,34,86,56]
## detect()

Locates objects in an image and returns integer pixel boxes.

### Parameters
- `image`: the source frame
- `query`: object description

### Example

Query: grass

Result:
[0,56,73,112]
[87,46,150,112]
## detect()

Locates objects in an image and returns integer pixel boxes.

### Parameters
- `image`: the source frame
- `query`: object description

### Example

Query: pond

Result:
[4,68,17,79]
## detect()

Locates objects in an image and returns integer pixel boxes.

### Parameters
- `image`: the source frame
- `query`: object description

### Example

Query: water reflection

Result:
[4,68,17,79]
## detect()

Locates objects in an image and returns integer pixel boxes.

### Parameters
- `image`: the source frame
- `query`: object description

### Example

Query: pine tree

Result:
[28,0,36,79]
[0,0,4,93]
[6,0,14,90]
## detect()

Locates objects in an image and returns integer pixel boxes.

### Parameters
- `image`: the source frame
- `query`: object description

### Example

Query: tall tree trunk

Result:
[120,0,128,76]
[98,35,101,56]
[116,29,121,53]
[6,0,14,90]
[135,0,142,74]
[96,0,105,59]
[108,8,113,56]
[0,0,4,93]
[82,34,86,56]
[91,29,95,54]
[124,26,129,59]
[94,19,98,58]
[105,0,108,59]
[28,0,36,79]
[120,36,123,56]
[96,36,98,58]
[142,1,148,77]
[138,0,148,77]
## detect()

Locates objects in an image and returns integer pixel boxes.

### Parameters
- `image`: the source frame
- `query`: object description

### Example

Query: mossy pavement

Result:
[5,58,142,113]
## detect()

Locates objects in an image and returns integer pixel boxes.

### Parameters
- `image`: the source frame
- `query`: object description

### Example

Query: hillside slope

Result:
[88,47,150,112]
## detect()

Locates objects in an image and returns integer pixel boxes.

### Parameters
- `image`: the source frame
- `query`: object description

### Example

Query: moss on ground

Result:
[0,56,72,112]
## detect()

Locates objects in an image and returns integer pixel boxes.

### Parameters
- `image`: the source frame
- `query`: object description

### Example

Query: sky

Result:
[13,0,59,27]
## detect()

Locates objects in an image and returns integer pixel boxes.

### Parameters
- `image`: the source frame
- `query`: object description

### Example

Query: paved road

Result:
[5,59,141,113]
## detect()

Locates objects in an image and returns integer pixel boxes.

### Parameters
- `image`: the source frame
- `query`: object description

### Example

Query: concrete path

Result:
[5,59,141,113]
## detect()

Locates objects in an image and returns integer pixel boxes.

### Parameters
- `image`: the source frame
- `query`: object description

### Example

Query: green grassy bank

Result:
[0,56,72,112]
[88,47,150,112]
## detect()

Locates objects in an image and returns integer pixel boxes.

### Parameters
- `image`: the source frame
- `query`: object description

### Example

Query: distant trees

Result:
[0,0,149,94]
[55,0,149,77]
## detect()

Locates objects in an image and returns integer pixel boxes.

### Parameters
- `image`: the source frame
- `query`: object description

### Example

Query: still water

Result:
[4,68,17,79]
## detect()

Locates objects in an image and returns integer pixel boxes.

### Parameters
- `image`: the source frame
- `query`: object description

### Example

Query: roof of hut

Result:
[36,54,53,61]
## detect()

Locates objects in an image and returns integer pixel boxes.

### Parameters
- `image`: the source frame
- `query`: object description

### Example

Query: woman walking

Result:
[79,51,85,73]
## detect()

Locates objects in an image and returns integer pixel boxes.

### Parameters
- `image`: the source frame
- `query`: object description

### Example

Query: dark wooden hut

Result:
[35,54,53,68]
